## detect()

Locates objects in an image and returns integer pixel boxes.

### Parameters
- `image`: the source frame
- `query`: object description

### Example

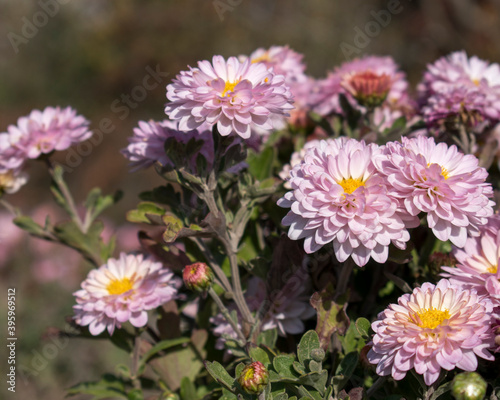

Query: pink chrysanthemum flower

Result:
[418,51,500,121]
[278,137,417,267]
[313,56,408,117]
[367,279,495,385]
[1,106,91,161]
[121,120,214,172]
[73,253,177,336]
[245,45,307,85]
[442,214,500,303]
[374,136,494,247]
[165,55,294,139]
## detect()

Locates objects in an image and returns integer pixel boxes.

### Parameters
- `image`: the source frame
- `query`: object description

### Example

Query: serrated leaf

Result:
[137,337,190,376]
[310,284,350,350]
[297,331,320,366]
[204,361,235,391]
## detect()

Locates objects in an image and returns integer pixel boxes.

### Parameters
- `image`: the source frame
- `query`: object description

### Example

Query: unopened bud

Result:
[451,372,487,400]
[311,348,325,362]
[237,361,269,395]
[183,262,214,292]
[342,71,391,108]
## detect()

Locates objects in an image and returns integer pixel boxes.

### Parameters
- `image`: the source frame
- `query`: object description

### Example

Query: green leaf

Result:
[297,371,328,394]
[297,331,320,366]
[297,385,322,400]
[204,361,235,391]
[308,361,321,373]
[257,328,277,348]
[273,355,298,380]
[249,346,271,367]
[333,352,359,392]
[180,377,198,400]
[247,147,276,181]
[354,318,371,338]
[293,361,306,375]
[220,388,238,400]
[162,214,184,242]
[273,393,288,400]
[127,388,144,400]
[137,337,190,376]
[126,202,166,224]
[53,220,104,265]
[13,215,47,238]
[66,373,127,399]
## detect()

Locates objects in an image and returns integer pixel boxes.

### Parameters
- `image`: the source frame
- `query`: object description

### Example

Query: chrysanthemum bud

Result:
[451,372,487,400]
[183,262,214,292]
[311,348,325,362]
[342,71,392,108]
[237,361,269,395]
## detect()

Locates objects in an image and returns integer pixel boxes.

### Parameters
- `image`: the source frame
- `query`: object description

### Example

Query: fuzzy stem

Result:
[208,287,246,346]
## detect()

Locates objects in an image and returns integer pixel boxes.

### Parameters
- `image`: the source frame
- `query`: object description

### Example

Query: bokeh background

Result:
[1,0,500,398]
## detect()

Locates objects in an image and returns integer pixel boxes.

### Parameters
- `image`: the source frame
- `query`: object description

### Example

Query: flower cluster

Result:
[418,51,500,130]
[367,279,495,385]
[73,253,177,335]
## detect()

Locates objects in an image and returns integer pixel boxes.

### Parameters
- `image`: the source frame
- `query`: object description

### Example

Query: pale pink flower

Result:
[278,138,416,267]
[442,214,500,303]
[1,106,91,161]
[374,136,494,247]
[244,45,307,84]
[165,55,294,139]
[73,253,177,335]
[368,279,495,385]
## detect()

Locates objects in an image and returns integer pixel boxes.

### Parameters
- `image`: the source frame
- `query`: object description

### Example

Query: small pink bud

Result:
[342,71,392,108]
[183,262,214,292]
[237,361,269,395]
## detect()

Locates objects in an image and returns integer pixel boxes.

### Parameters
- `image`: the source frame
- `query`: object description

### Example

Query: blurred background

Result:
[1,0,500,398]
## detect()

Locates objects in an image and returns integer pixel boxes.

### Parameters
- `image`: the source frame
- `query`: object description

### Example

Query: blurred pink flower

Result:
[368,279,495,385]
[313,56,409,121]
[375,136,494,247]
[165,55,294,139]
[278,138,416,267]
[122,120,214,171]
[211,274,314,350]
[73,253,177,335]
[1,106,91,163]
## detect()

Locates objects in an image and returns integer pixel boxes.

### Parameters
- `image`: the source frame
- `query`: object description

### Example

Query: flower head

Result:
[73,253,177,335]
[183,262,214,292]
[1,106,91,164]
[237,361,269,394]
[0,168,28,195]
[278,137,416,267]
[367,279,495,386]
[121,119,214,171]
[314,56,408,117]
[418,51,500,123]
[374,136,494,247]
[165,55,294,139]
[441,214,500,301]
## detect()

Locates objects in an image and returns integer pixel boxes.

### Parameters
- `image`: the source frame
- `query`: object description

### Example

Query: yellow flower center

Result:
[339,177,365,194]
[473,78,480,86]
[222,80,239,96]
[106,277,134,295]
[488,264,498,274]
[440,166,450,180]
[244,367,255,380]
[0,171,14,188]
[416,308,450,329]
[251,52,270,64]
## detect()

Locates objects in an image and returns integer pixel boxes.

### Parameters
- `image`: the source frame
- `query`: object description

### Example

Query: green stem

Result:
[208,287,246,346]
[336,259,354,298]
